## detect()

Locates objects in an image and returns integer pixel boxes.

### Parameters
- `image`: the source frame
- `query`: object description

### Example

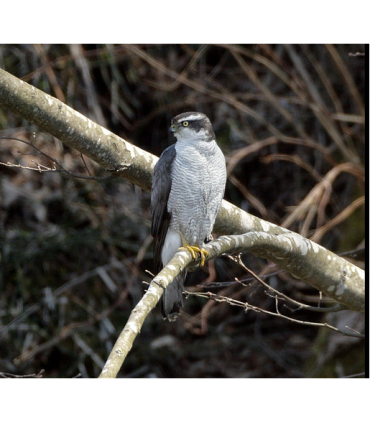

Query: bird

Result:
[150,111,227,321]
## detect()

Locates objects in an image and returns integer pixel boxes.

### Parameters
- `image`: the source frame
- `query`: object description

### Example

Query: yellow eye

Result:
[182,121,189,127]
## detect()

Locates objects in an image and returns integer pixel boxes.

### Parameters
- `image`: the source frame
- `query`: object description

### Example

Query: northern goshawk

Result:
[151,112,227,321]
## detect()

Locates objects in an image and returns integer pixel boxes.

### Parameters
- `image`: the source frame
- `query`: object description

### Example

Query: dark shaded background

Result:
[0,44,366,378]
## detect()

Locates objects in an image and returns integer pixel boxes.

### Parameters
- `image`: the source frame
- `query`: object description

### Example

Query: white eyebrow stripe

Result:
[177,114,203,122]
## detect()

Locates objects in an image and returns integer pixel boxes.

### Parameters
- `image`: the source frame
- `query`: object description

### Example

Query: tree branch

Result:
[99,230,364,377]
[0,67,277,236]
[0,68,155,191]
[207,233,364,313]
[99,250,193,378]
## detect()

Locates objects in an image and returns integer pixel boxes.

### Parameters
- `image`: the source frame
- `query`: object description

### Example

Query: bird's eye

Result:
[182,121,189,127]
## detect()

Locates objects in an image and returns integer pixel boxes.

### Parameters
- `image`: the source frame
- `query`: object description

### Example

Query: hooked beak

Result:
[170,123,179,133]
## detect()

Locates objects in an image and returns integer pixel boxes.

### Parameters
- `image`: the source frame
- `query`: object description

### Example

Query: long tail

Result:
[161,270,187,321]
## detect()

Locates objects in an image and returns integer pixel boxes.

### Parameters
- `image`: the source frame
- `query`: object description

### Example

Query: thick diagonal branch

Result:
[0,67,275,236]
[0,68,156,191]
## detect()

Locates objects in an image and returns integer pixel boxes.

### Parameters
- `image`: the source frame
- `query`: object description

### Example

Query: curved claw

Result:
[179,245,208,266]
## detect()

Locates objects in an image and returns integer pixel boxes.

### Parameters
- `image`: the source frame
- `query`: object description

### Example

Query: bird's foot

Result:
[179,245,208,266]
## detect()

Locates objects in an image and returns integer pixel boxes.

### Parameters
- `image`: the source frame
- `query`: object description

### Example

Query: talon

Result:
[199,249,208,266]
[179,245,208,266]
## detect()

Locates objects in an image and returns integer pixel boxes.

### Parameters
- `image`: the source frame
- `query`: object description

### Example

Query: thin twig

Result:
[0,136,115,181]
[190,290,363,339]
[230,254,344,313]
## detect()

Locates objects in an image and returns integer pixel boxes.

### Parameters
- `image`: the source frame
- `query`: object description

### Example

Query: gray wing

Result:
[150,144,176,274]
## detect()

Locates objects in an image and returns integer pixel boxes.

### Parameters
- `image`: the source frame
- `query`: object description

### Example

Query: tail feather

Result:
[161,270,187,321]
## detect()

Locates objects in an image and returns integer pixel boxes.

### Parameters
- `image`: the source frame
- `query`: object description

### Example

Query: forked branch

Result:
[99,231,364,377]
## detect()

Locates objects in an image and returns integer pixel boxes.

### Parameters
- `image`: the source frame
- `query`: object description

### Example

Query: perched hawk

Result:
[151,112,227,321]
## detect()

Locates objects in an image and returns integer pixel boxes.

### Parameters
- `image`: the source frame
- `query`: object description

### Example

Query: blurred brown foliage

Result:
[0,44,366,378]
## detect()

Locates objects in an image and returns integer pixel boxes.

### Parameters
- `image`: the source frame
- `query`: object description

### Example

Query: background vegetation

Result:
[0,44,365,378]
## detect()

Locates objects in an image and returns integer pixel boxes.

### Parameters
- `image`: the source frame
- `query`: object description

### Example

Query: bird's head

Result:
[170,112,215,142]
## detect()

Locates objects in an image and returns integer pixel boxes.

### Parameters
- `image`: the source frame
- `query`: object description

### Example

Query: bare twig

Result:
[0,369,45,378]
[0,136,115,180]
[228,254,344,313]
[191,290,363,338]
